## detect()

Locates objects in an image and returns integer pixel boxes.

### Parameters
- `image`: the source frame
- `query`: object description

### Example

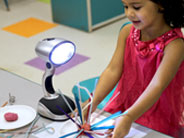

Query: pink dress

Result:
[105,26,184,138]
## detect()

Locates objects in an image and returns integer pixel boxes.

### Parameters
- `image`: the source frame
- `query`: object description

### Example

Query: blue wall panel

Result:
[51,0,124,32]
[51,0,89,31]
[91,0,124,25]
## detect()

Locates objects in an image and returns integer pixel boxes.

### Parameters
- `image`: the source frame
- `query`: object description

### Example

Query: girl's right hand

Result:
[105,114,133,138]
[70,99,97,120]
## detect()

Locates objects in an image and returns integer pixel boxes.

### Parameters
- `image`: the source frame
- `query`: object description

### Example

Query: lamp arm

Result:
[42,62,58,99]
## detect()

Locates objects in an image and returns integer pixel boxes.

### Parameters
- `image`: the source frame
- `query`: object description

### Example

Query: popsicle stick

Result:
[76,83,93,100]
[56,105,81,128]
[58,89,80,123]
[87,79,98,123]
[73,95,84,125]
[74,129,83,138]
[1,101,8,107]
[59,130,79,138]
[58,89,75,114]
[92,110,128,129]
[86,97,91,121]
[86,130,108,136]
[24,114,40,138]
[76,84,85,124]
[73,88,83,122]
[91,125,115,130]
[0,129,10,133]
[75,84,93,112]
[91,91,120,123]
[91,111,126,129]
[84,132,95,138]
[94,79,98,91]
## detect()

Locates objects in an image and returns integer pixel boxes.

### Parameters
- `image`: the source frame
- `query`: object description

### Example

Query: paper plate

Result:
[0,105,37,130]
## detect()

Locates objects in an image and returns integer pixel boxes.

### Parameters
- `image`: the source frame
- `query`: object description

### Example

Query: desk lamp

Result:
[35,38,76,121]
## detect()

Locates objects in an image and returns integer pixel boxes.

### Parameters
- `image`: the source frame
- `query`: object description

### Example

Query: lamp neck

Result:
[42,62,58,99]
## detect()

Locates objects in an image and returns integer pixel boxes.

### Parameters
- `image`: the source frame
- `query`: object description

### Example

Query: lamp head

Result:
[35,38,76,66]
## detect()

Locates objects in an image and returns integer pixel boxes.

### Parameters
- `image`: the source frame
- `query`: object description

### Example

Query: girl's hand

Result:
[71,99,97,120]
[106,114,133,138]
[70,99,88,118]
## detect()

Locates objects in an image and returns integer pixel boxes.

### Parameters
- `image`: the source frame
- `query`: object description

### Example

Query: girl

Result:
[90,0,184,137]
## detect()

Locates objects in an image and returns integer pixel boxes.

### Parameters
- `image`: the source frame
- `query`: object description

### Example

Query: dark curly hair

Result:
[151,0,184,28]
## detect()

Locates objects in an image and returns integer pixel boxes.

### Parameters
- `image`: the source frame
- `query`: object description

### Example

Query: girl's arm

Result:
[92,24,132,110]
[126,38,184,122]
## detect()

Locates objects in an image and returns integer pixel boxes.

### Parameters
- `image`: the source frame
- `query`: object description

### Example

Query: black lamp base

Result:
[37,94,75,121]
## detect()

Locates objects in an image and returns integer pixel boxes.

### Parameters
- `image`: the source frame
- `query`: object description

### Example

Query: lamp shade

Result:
[35,38,76,66]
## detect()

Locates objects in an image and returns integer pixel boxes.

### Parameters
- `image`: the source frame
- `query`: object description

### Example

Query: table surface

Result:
[0,69,173,138]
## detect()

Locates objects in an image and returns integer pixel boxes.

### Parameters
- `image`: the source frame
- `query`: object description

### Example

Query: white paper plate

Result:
[0,105,36,130]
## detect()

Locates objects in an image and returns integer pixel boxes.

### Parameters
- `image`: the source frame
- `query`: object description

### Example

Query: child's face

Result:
[122,0,163,30]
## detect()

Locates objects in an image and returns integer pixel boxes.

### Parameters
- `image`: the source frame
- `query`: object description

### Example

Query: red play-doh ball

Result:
[81,123,91,131]
[4,112,18,122]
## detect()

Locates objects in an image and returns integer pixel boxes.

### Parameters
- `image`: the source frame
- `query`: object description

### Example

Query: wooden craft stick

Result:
[87,79,98,123]
[91,111,123,128]
[1,125,40,137]
[77,84,84,124]
[59,130,79,138]
[74,129,83,138]
[56,105,81,128]
[0,129,10,133]
[86,95,91,122]
[58,89,80,123]
[77,85,85,124]
[91,110,128,129]
[1,101,8,107]
[83,132,94,138]
[74,95,84,125]
[58,89,75,114]
[87,93,93,123]
[24,114,40,138]
[84,130,106,136]
[91,125,115,130]
[91,91,120,123]
[75,84,93,112]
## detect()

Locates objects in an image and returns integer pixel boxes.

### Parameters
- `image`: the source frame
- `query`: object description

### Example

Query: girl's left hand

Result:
[106,115,133,138]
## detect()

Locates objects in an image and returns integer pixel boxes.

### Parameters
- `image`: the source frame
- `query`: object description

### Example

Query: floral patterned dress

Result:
[105,26,184,137]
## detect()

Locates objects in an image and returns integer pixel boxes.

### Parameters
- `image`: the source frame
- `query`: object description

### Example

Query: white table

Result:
[0,69,173,138]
